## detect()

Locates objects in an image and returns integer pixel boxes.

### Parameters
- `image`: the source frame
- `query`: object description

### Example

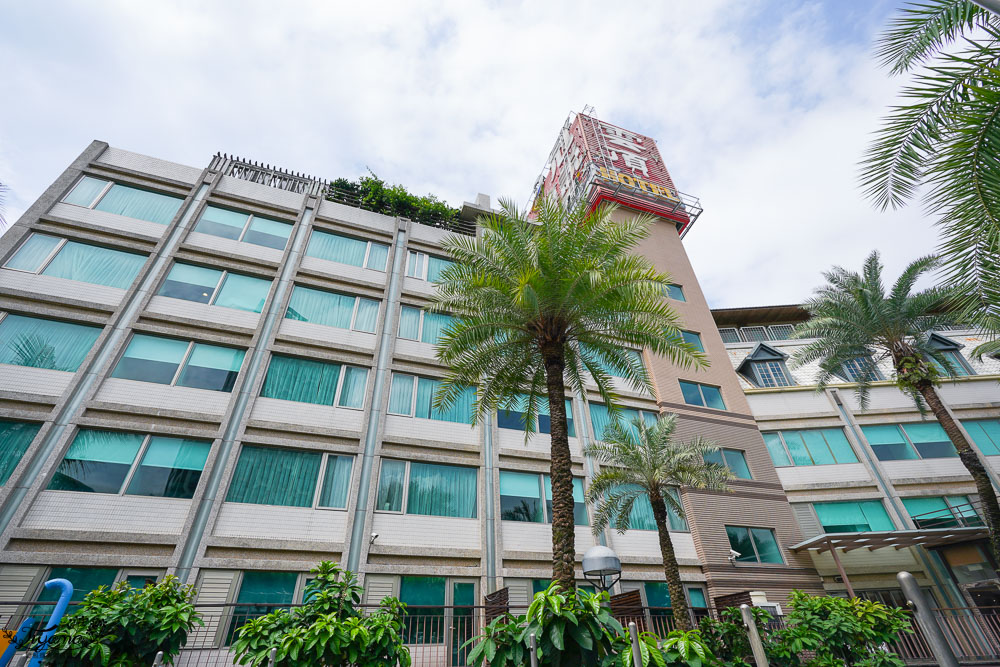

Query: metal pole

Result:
[267,647,277,667]
[898,571,959,667]
[628,621,642,667]
[740,604,769,667]
[529,632,538,667]
[828,543,856,598]
[151,652,163,666]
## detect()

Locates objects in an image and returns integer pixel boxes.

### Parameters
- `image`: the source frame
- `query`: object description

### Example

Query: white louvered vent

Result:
[718,328,741,344]
[365,575,397,605]
[0,566,41,627]
[791,504,823,539]
[740,326,770,342]
[769,324,795,340]
[188,570,237,649]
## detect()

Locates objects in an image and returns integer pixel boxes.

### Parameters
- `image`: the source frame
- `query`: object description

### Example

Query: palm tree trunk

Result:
[649,490,690,631]
[541,344,577,591]
[918,384,1000,561]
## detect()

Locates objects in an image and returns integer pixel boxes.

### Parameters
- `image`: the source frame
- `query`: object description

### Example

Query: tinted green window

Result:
[726,526,783,563]
[769,428,858,467]
[124,437,211,499]
[581,344,643,379]
[0,421,41,485]
[762,432,792,466]
[376,459,406,512]
[407,462,477,518]
[588,403,656,442]
[176,343,245,392]
[317,455,353,509]
[544,476,588,526]
[7,234,145,289]
[860,425,918,461]
[900,422,957,459]
[499,471,543,523]
[902,496,982,529]
[226,446,321,507]
[388,373,475,424]
[286,286,376,331]
[194,206,249,240]
[398,306,421,339]
[681,331,704,353]
[679,381,726,410]
[400,576,446,644]
[212,273,271,312]
[6,234,62,271]
[64,176,110,207]
[498,394,575,437]
[94,183,183,224]
[306,230,387,270]
[420,312,453,345]
[159,263,221,303]
[0,314,101,372]
[111,334,188,385]
[48,430,144,493]
[262,355,340,405]
[227,571,298,643]
[243,216,292,250]
[618,486,686,532]
[704,449,752,479]
[964,419,1000,456]
[813,500,894,533]
[644,582,672,609]
[36,567,118,616]
[426,256,454,282]
[665,284,685,301]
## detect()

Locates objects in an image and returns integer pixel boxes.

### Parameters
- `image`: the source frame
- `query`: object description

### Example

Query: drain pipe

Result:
[0,183,210,538]
[483,412,497,589]
[347,222,408,572]
[175,201,315,583]
[575,394,607,547]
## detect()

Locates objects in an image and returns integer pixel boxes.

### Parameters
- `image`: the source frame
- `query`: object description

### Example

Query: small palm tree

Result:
[861,0,1000,356]
[585,414,732,631]
[432,197,705,589]
[792,251,1000,560]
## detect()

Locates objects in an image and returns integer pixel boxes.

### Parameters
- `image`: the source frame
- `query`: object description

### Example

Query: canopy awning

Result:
[791,526,988,554]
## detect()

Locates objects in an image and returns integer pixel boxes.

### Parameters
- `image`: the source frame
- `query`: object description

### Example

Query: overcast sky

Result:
[0,0,939,308]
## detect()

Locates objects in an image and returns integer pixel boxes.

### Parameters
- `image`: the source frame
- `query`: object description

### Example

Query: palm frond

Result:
[875,0,992,74]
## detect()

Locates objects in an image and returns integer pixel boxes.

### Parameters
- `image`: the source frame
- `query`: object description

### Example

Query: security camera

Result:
[370,533,379,545]
[728,549,741,561]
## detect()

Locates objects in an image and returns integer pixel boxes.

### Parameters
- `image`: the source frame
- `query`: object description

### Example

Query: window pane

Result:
[112,334,188,384]
[589,403,612,440]
[195,206,248,240]
[624,492,658,531]
[421,312,453,345]
[125,437,211,499]
[726,526,756,562]
[227,570,298,644]
[376,459,406,511]
[226,446,320,506]
[665,488,688,531]
[703,450,724,466]
[49,430,145,493]
[407,462,477,518]
[542,476,588,526]
[337,366,368,408]
[666,284,685,301]
[398,306,421,339]
[499,471,543,522]
[388,373,415,415]
[95,184,182,224]
[286,286,355,328]
[688,587,707,608]
[159,263,222,303]
[63,176,109,207]
[701,384,726,410]
[6,234,61,272]
[964,419,1000,456]
[903,496,955,528]
[214,273,270,313]
[365,242,389,271]
[400,576,446,644]
[43,241,146,289]
[901,422,957,459]
[353,298,379,333]
[426,256,454,283]
[861,425,918,461]
[317,455,353,508]
[802,430,836,465]
[36,567,117,616]
[750,528,783,563]
[0,314,102,372]
[762,433,792,467]
[406,251,424,277]
[679,381,704,407]
[0,421,41,485]
[261,355,341,405]
[681,331,704,353]
[243,216,292,250]
[860,500,895,531]
[782,432,813,465]
[581,344,643,379]
[177,343,245,392]
[723,450,752,479]
[815,500,893,533]
[417,377,474,424]
[306,230,368,266]
[644,582,671,609]
[823,428,858,464]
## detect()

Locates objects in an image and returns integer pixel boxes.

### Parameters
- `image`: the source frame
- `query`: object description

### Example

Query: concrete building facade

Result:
[0,136,831,643]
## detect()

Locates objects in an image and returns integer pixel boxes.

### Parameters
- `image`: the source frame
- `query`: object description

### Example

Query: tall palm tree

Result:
[431,197,705,589]
[585,414,732,631]
[861,0,1000,357]
[792,251,1000,560]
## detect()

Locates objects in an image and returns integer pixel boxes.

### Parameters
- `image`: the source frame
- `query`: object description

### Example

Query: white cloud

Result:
[0,0,934,307]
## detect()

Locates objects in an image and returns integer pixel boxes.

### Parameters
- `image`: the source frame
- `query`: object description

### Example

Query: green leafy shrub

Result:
[326,171,460,226]
[701,592,913,667]
[42,575,201,666]
[230,561,410,667]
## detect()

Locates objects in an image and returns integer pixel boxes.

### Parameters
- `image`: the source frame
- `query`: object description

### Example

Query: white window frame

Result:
[114,333,246,389]
[287,286,376,333]
[751,360,791,388]
[3,233,69,275]
[398,305,425,341]
[198,204,294,247]
[311,452,355,511]
[406,250,451,282]
[718,328,740,344]
[374,458,412,514]
[63,175,114,209]
[768,324,795,341]
[262,355,368,411]
[497,470,587,525]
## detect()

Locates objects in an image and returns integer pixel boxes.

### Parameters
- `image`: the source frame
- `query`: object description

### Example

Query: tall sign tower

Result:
[531,113,702,236]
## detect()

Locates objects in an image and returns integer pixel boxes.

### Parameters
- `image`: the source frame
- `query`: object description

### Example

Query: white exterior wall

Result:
[0,270,126,308]
[372,513,480,551]
[500,522,596,554]
[216,175,304,210]
[277,319,377,353]
[184,231,284,264]
[382,414,479,445]
[21,492,191,534]
[97,147,202,184]
[94,378,232,416]
[48,202,168,240]
[299,255,388,288]
[775,464,873,489]
[249,397,365,432]
[0,364,74,397]
[147,296,261,331]
[213,503,348,542]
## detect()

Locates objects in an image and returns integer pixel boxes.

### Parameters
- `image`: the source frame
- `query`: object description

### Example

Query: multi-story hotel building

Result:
[714,306,1000,610]
[1,116,995,656]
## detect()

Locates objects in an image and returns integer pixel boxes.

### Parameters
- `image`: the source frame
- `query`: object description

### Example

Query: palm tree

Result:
[431,197,705,590]
[585,414,732,631]
[792,251,1000,560]
[861,0,1000,357]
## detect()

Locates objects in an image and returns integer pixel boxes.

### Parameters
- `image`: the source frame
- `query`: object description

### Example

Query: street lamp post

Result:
[582,545,622,594]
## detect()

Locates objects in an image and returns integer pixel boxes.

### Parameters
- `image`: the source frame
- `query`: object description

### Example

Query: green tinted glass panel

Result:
[823,429,858,463]
[406,462,477,518]
[679,381,704,406]
[681,331,704,353]
[306,230,367,267]
[726,526,756,562]
[37,567,117,615]
[48,430,144,494]
[286,286,355,328]
[701,384,726,410]
[337,366,368,409]
[317,455,353,508]
[7,234,61,272]
[365,242,389,271]
[398,306,420,339]
[195,206,248,239]
[400,576,446,606]
[111,334,188,384]
[95,184,182,224]
[645,582,671,609]
[802,430,836,465]
[666,284,685,301]
[750,528,783,563]
[861,425,918,461]
[236,571,297,604]
[722,450,752,479]
[762,432,791,466]
[42,241,146,289]
[499,471,543,523]
[214,273,270,313]
[262,355,341,405]
[0,314,101,372]
[965,420,1000,456]
[64,176,109,207]
[226,446,321,507]
[376,459,406,512]
[388,373,414,415]
[688,588,707,608]
[354,298,379,332]
[125,437,210,499]
[0,421,41,485]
